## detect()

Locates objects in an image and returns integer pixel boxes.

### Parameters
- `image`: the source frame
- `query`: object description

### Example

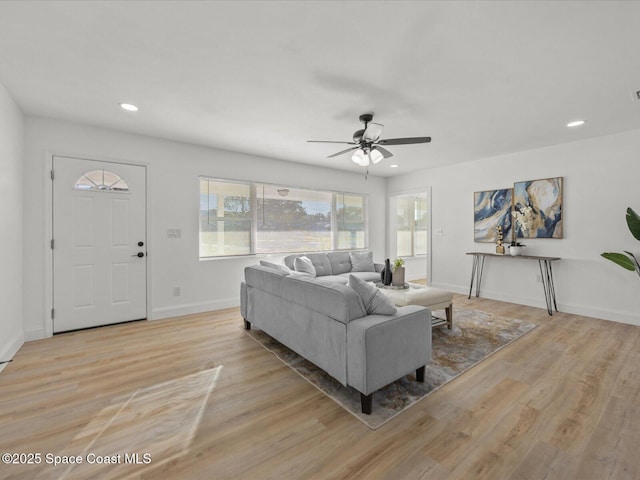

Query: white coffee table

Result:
[377,283,453,329]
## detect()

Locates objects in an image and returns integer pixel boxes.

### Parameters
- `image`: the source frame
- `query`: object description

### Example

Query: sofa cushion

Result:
[348,275,397,316]
[344,271,381,283]
[286,253,333,276]
[327,251,352,275]
[260,260,292,275]
[315,275,349,285]
[350,250,375,272]
[294,256,316,277]
[282,274,366,323]
[305,253,333,276]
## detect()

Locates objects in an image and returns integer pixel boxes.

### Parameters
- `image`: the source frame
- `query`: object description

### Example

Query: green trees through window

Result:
[199,178,367,257]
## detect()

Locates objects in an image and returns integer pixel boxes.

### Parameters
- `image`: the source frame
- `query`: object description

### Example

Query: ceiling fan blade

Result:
[307,140,357,145]
[373,145,393,159]
[362,122,384,143]
[377,136,431,145]
[327,146,359,158]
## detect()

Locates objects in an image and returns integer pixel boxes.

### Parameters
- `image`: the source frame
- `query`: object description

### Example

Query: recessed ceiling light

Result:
[120,103,139,112]
[567,120,585,128]
[390,164,399,168]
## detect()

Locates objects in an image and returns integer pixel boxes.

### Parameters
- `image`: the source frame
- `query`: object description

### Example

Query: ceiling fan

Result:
[307,113,431,167]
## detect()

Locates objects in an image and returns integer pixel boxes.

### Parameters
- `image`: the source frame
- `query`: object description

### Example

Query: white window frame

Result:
[199,177,369,258]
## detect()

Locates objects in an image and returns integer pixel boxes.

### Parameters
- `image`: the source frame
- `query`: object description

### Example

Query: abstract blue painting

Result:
[513,177,563,239]
[474,189,513,242]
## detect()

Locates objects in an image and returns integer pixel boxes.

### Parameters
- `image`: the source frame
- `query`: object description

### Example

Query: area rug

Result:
[245,309,537,429]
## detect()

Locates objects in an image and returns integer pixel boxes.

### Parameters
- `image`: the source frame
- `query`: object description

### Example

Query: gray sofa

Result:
[240,252,432,414]
[283,251,382,284]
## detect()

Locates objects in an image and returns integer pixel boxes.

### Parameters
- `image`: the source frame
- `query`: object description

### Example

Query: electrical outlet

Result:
[536,274,542,283]
[173,287,181,296]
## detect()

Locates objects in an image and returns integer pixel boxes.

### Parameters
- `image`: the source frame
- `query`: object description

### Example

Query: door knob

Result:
[131,252,145,258]
[138,241,144,247]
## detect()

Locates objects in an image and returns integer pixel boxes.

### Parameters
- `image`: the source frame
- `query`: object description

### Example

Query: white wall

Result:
[23,116,387,339]
[388,129,640,325]
[0,82,24,369]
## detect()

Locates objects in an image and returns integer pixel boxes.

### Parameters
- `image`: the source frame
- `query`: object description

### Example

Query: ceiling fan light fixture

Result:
[369,149,384,164]
[351,149,369,166]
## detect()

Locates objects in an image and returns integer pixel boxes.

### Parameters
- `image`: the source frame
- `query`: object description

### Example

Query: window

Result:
[74,169,129,192]
[336,193,366,250]
[199,178,367,257]
[199,180,251,257]
[256,185,332,253]
[395,193,428,257]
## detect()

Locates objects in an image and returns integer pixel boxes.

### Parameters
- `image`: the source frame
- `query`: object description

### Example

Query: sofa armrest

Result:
[346,305,431,394]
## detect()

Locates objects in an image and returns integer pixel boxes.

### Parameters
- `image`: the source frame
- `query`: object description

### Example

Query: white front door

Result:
[52,156,147,333]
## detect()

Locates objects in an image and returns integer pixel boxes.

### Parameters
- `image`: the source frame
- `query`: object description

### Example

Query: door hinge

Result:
[51,308,54,319]
[51,239,54,249]
[51,170,54,180]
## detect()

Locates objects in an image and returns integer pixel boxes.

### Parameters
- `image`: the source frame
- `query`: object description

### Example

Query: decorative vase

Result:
[392,266,405,286]
[509,246,523,256]
[381,259,392,286]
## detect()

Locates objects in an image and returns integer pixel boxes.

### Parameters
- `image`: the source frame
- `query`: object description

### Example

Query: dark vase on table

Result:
[381,258,392,286]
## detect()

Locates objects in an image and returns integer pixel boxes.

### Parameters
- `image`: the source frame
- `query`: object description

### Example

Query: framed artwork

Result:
[473,188,513,242]
[513,177,563,239]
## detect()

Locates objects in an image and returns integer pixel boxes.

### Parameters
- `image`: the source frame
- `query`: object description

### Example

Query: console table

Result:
[466,252,561,315]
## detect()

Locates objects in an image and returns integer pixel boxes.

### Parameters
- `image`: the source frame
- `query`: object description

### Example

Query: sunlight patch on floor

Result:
[57,366,223,480]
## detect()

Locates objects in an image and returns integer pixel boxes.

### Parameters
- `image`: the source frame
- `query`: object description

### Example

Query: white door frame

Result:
[43,152,152,337]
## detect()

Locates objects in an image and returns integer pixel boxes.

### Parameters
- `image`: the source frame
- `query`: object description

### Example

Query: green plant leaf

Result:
[623,251,640,276]
[627,207,640,241]
[601,252,636,271]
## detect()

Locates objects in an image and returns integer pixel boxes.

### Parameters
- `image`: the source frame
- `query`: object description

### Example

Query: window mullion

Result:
[331,194,338,250]
[250,184,258,254]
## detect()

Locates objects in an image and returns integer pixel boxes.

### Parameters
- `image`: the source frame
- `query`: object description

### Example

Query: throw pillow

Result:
[294,256,316,277]
[350,250,375,272]
[348,275,397,315]
[259,260,292,275]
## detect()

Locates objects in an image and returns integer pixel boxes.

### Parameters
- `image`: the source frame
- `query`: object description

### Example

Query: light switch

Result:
[167,228,181,238]
[435,228,443,236]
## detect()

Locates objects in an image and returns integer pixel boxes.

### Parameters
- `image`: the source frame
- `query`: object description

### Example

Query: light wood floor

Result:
[1,295,639,479]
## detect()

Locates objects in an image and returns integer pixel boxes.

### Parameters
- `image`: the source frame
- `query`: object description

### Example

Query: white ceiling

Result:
[1,1,639,177]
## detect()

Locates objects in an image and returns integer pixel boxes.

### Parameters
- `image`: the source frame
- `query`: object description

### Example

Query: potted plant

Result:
[509,240,526,256]
[601,207,640,279]
[391,258,405,286]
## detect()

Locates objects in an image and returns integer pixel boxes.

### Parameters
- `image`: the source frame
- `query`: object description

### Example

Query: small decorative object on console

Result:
[509,242,525,256]
[496,226,505,254]
[381,258,393,285]
[391,258,405,286]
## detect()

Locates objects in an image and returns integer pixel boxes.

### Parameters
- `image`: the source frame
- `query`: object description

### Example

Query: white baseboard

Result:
[558,302,640,326]
[24,328,47,341]
[150,297,240,320]
[430,282,640,326]
[0,332,24,373]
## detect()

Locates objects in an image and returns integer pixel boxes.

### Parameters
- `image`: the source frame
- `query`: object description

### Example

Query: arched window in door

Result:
[73,169,130,192]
